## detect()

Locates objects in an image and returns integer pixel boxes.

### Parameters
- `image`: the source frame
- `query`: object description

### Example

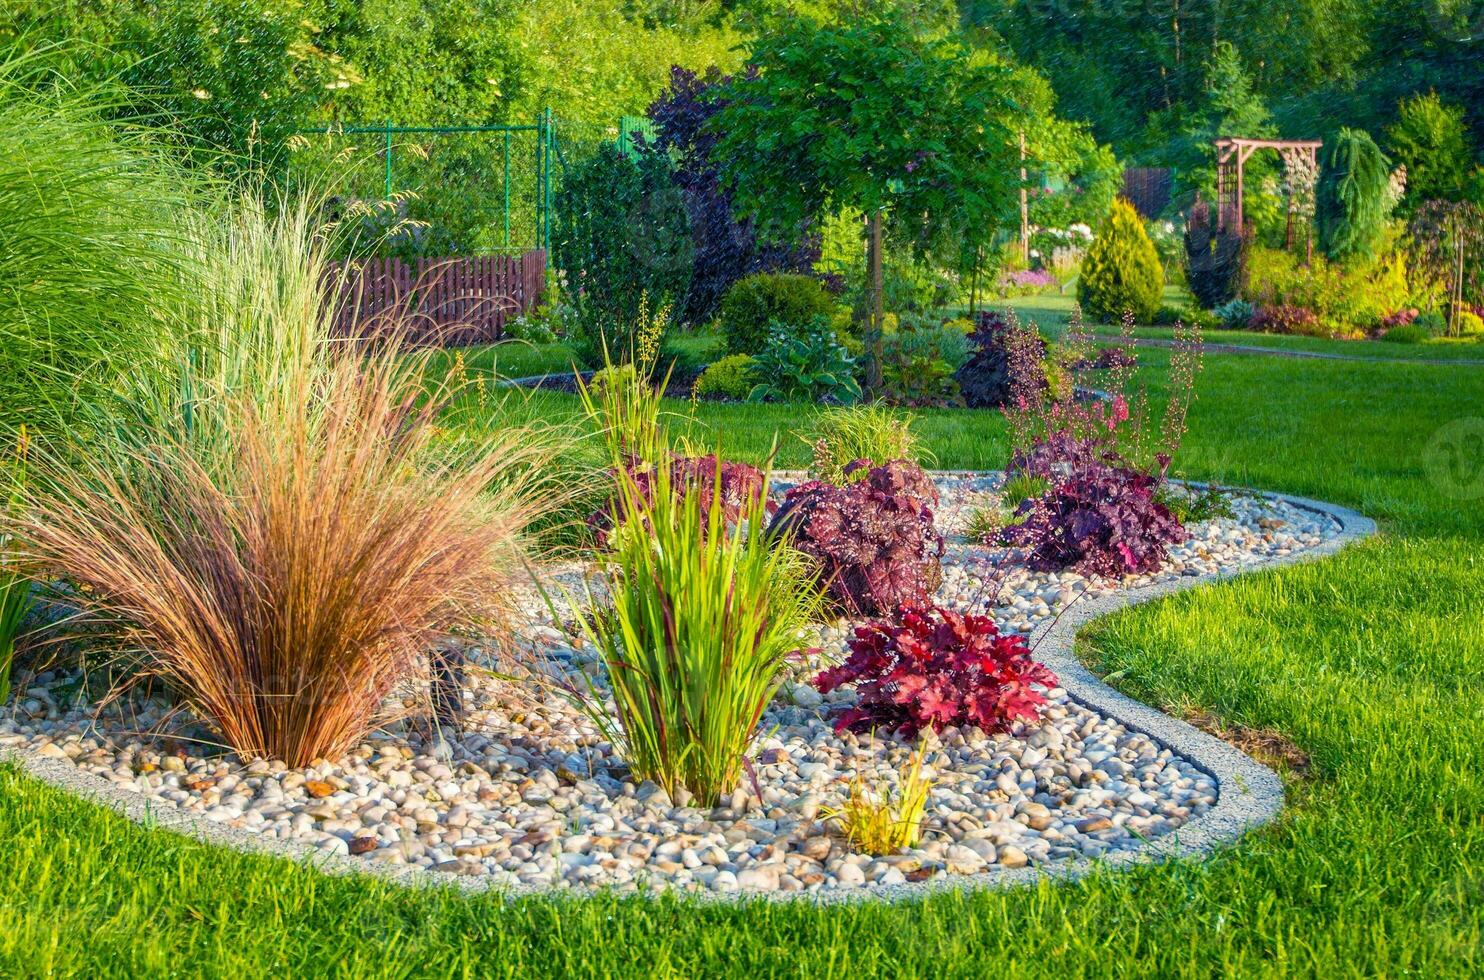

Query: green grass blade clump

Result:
[568,457,821,806]
[0,47,204,437]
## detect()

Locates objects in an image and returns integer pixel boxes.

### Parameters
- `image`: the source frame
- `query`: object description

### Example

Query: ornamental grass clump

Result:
[564,455,824,807]
[17,196,567,766]
[820,742,934,855]
[803,403,923,485]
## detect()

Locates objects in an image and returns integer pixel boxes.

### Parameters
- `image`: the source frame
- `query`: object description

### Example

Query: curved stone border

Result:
[1,483,1375,905]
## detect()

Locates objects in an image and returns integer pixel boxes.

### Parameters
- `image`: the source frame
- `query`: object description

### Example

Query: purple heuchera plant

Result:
[1003,460,1186,577]
[588,454,770,545]
[813,604,1058,737]
[767,459,944,616]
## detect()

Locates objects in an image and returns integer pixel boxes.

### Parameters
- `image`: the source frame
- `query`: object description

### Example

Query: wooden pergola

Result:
[1214,137,1322,234]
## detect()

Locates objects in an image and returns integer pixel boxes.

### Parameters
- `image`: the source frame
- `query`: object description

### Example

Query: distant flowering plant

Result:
[813,604,1058,737]
[996,307,1202,577]
[996,268,1057,297]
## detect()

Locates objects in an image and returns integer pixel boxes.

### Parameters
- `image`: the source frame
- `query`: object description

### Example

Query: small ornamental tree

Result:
[645,66,820,326]
[1078,199,1163,323]
[712,13,1023,391]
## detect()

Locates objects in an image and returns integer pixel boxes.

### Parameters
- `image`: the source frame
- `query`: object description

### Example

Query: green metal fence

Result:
[287,110,559,254]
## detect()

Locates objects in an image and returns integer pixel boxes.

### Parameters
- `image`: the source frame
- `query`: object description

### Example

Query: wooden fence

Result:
[331,250,546,345]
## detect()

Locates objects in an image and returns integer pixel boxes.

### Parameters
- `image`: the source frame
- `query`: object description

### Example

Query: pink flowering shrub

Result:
[813,604,1058,737]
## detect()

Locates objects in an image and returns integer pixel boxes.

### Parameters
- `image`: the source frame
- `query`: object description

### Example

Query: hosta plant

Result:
[768,459,944,616]
[813,604,1058,737]
[748,317,861,404]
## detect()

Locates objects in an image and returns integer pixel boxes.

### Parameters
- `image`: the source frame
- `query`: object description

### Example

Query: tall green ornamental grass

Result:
[804,403,926,484]
[0,47,200,436]
[0,429,35,706]
[564,454,823,806]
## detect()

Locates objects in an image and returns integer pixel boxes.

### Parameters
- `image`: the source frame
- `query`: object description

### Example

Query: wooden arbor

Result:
[1214,138,1322,248]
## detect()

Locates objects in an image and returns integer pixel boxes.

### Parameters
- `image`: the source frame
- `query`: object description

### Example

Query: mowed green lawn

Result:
[2,350,1482,977]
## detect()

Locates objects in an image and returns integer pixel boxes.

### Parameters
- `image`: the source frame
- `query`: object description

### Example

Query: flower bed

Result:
[1,473,1343,897]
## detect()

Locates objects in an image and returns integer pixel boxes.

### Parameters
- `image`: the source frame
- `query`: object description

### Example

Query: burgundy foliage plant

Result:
[955,309,1047,409]
[813,604,1058,737]
[1002,460,1188,577]
[767,459,944,616]
[589,453,769,546]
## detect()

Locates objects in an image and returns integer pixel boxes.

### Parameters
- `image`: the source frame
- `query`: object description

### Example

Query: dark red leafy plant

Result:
[767,459,944,616]
[588,454,770,545]
[813,604,1058,737]
[1002,460,1186,577]
[955,310,1047,409]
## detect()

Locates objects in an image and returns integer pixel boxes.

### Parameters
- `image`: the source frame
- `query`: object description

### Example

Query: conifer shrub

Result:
[1318,128,1393,263]
[1078,199,1164,323]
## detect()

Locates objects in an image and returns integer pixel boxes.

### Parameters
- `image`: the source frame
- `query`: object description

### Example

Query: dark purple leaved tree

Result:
[645,66,820,326]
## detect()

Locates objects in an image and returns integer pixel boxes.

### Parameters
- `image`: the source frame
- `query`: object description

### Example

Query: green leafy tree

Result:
[1386,92,1477,208]
[1078,199,1164,323]
[712,12,1023,390]
[1318,127,1393,262]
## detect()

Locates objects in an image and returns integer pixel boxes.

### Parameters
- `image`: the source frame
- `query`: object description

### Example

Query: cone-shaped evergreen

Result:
[1078,199,1164,323]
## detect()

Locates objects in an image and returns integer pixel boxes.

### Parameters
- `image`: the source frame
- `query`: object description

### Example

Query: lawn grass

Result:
[2,349,1482,977]
[996,291,1484,362]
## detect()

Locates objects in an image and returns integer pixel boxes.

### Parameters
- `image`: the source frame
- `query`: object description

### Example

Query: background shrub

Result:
[1078,199,1164,323]
[1457,311,1484,336]
[718,272,836,355]
[552,142,692,367]
[1381,324,1429,344]
[1251,305,1327,336]
[1213,299,1256,329]
[1183,198,1246,309]
[691,354,757,401]
[645,66,820,326]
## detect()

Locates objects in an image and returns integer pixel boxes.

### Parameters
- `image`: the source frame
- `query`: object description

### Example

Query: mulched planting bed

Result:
[0,473,1340,896]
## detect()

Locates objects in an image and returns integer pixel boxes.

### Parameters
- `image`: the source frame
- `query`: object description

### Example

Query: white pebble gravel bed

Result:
[0,475,1362,900]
